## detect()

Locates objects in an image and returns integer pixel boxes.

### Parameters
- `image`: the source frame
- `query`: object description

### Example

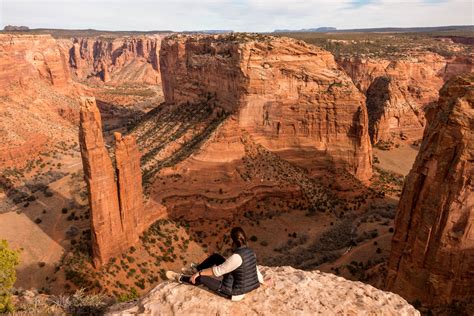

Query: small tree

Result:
[0,240,20,312]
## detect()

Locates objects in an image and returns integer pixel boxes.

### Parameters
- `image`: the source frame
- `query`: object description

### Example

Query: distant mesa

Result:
[274,25,474,33]
[182,30,234,34]
[3,25,30,31]
[274,27,337,33]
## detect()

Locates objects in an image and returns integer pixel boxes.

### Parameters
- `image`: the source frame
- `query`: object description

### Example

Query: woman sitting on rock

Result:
[166,227,264,301]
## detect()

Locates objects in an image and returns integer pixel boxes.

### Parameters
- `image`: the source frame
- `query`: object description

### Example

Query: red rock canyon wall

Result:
[160,34,373,182]
[386,74,474,306]
[339,53,473,143]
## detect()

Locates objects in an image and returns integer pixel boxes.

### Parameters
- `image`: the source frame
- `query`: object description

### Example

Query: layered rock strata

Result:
[107,266,420,315]
[339,53,473,143]
[0,34,78,169]
[61,36,163,84]
[386,74,474,306]
[114,132,144,245]
[160,34,372,181]
[0,34,71,92]
[366,76,425,143]
[79,97,144,267]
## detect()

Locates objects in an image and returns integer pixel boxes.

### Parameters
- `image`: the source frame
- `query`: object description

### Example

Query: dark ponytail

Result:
[230,227,247,248]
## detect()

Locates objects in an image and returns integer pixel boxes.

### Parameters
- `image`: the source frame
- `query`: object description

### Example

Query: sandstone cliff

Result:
[59,35,163,84]
[366,76,425,143]
[159,34,372,182]
[79,97,144,267]
[0,34,78,169]
[107,266,419,315]
[339,52,473,143]
[386,74,474,306]
[0,34,71,91]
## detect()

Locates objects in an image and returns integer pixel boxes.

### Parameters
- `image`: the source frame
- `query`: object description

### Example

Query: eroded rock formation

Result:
[366,76,425,143]
[60,36,163,84]
[159,34,372,181]
[0,34,78,169]
[339,52,473,143]
[79,97,144,267]
[114,132,144,246]
[107,266,420,315]
[0,34,70,91]
[386,74,474,306]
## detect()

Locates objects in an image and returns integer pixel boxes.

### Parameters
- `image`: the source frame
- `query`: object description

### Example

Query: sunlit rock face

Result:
[366,76,425,143]
[0,34,78,169]
[0,34,71,91]
[387,74,474,306]
[338,53,473,143]
[160,34,372,182]
[58,35,163,84]
[79,97,144,267]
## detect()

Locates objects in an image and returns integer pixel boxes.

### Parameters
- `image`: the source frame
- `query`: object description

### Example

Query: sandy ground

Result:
[0,155,84,292]
[373,144,419,176]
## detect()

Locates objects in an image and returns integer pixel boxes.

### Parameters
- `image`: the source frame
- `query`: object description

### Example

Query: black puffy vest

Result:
[221,247,260,296]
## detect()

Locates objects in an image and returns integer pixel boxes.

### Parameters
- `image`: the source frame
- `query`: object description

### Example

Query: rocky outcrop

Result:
[339,53,473,143]
[0,34,70,92]
[366,76,425,143]
[386,74,474,306]
[107,266,419,315]
[79,97,144,267]
[114,132,144,247]
[338,53,472,95]
[61,36,163,84]
[160,34,372,181]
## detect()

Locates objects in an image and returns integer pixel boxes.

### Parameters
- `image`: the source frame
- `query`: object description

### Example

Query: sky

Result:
[0,0,472,32]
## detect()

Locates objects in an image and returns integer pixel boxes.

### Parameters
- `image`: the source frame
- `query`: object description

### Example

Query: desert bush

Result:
[0,240,20,313]
[117,287,139,303]
[50,288,107,315]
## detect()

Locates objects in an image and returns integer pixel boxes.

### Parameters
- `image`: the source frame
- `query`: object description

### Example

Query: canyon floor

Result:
[1,86,417,299]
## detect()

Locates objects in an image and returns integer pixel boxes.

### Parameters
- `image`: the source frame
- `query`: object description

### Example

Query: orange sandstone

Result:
[386,74,474,306]
[79,97,144,267]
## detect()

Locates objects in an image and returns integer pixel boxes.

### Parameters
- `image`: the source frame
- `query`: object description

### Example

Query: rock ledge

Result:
[107,266,419,315]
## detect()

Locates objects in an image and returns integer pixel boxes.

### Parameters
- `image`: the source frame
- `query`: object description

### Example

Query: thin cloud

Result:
[1,0,472,32]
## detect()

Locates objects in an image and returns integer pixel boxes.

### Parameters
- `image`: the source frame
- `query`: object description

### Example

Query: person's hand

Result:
[190,272,200,284]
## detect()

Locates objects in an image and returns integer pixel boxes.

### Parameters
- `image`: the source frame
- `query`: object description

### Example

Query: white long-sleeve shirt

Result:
[212,253,264,301]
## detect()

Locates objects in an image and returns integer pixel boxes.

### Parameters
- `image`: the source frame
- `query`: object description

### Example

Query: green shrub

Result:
[117,288,139,302]
[0,240,20,313]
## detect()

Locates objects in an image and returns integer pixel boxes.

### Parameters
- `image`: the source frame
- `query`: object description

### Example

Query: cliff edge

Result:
[107,266,419,315]
[387,74,474,306]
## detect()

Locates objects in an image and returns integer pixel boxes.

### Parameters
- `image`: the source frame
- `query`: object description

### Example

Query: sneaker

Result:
[165,271,182,283]
[181,263,198,275]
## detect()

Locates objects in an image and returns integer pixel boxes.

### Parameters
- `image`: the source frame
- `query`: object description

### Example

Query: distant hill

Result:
[182,30,234,34]
[274,25,474,34]
[274,27,337,33]
[3,25,30,31]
